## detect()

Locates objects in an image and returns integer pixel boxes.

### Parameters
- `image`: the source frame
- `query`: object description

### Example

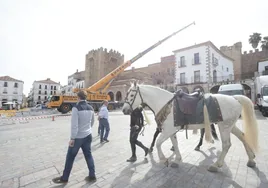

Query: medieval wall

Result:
[220,42,242,81]
[241,49,268,79]
[85,47,124,87]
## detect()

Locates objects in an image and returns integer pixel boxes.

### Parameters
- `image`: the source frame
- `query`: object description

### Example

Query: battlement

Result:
[86,47,124,59]
[242,48,268,54]
[220,42,242,52]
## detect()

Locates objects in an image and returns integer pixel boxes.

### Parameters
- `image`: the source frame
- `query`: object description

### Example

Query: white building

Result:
[0,76,24,109]
[63,70,85,94]
[28,78,61,106]
[173,41,234,92]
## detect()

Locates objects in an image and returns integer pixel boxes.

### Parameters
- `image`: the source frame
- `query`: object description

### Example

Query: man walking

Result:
[52,91,96,184]
[98,100,110,143]
[127,106,149,162]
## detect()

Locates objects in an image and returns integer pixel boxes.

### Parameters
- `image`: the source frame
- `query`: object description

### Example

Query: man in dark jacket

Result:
[127,106,149,162]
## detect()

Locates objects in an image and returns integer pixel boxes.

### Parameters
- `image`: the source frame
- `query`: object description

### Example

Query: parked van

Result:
[218,84,245,96]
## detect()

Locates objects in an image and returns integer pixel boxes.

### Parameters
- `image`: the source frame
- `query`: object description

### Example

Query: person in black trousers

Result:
[127,107,149,162]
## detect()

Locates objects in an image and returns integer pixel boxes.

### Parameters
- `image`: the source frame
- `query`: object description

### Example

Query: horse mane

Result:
[138,84,173,94]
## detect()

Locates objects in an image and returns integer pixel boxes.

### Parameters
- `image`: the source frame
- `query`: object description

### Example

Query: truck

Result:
[46,22,196,114]
[255,59,268,116]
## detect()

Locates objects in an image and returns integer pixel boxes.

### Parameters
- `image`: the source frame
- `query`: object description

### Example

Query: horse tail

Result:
[211,124,219,141]
[203,104,212,142]
[233,95,259,152]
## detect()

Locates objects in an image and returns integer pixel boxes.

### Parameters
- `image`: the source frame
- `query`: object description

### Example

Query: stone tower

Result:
[220,42,242,81]
[85,47,124,88]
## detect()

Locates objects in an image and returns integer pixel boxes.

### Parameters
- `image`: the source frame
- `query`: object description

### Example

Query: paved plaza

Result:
[0,110,268,188]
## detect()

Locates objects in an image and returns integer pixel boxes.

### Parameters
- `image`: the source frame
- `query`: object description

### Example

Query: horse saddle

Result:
[175,90,203,115]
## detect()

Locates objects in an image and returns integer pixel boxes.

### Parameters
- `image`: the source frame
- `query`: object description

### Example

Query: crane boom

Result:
[82,21,195,93]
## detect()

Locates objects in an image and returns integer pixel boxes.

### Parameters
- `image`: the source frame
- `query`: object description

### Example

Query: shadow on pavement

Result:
[108,146,267,188]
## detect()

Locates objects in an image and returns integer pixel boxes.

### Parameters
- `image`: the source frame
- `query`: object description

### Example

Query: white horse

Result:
[122,82,259,172]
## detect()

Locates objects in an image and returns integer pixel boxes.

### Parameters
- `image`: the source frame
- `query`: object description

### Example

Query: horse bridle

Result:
[124,86,144,112]
[124,86,155,115]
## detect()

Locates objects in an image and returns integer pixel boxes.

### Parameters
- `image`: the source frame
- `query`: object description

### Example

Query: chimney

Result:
[255,49,259,52]
[76,69,78,72]
[250,50,253,53]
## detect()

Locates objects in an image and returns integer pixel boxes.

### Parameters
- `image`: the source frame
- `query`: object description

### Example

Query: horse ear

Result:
[134,80,137,87]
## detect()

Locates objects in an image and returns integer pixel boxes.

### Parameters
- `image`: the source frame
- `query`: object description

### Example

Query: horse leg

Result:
[149,129,160,153]
[231,125,256,168]
[195,128,205,151]
[170,134,182,168]
[208,124,232,172]
[156,133,170,163]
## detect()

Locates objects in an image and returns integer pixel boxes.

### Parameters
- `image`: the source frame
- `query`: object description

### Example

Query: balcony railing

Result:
[175,75,236,85]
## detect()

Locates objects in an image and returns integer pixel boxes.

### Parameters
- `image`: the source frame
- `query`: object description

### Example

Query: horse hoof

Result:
[170,162,179,168]
[208,165,218,172]
[247,160,256,168]
[194,147,200,151]
[161,159,169,167]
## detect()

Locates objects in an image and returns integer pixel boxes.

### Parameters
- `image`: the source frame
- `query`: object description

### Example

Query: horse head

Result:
[122,80,143,115]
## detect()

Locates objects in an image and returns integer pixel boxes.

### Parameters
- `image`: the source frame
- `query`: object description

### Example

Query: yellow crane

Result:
[46,22,195,113]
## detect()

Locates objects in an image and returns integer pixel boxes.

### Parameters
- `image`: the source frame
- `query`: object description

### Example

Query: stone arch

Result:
[108,91,114,101]
[210,85,220,94]
[242,84,251,99]
[193,85,204,93]
[116,91,122,101]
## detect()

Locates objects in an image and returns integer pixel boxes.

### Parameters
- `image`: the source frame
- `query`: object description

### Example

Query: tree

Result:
[249,32,262,49]
[261,36,268,50]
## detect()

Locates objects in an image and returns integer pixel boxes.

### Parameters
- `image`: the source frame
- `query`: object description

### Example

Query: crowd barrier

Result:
[0,113,71,126]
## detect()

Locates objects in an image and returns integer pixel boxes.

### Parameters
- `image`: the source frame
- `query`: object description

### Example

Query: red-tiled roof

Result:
[0,76,24,83]
[35,78,59,84]
[173,41,234,61]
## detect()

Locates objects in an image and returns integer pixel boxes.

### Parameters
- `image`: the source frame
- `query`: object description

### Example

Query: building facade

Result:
[174,41,234,93]
[0,76,24,109]
[28,78,61,106]
[62,70,85,95]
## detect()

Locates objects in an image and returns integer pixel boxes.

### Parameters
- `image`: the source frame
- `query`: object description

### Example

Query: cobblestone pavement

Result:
[0,110,268,188]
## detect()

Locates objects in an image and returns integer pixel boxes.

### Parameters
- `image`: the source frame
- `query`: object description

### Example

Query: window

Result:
[39,91,41,94]
[45,91,47,95]
[54,86,56,90]
[50,91,53,95]
[14,83,18,88]
[45,85,47,89]
[45,96,47,100]
[194,53,200,64]
[180,56,185,67]
[38,96,41,100]
[180,73,186,84]
[54,91,56,94]
[226,67,229,72]
[4,82,8,87]
[212,53,214,63]
[194,71,200,83]
[3,89,7,94]
[51,86,53,90]
[39,85,41,89]
[213,70,217,83]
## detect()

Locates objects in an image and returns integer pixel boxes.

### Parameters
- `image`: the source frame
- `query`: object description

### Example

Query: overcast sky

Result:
[0,0,267,94]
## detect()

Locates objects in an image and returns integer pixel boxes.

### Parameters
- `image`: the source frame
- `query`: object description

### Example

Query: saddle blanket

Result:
[173,95,223,128]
